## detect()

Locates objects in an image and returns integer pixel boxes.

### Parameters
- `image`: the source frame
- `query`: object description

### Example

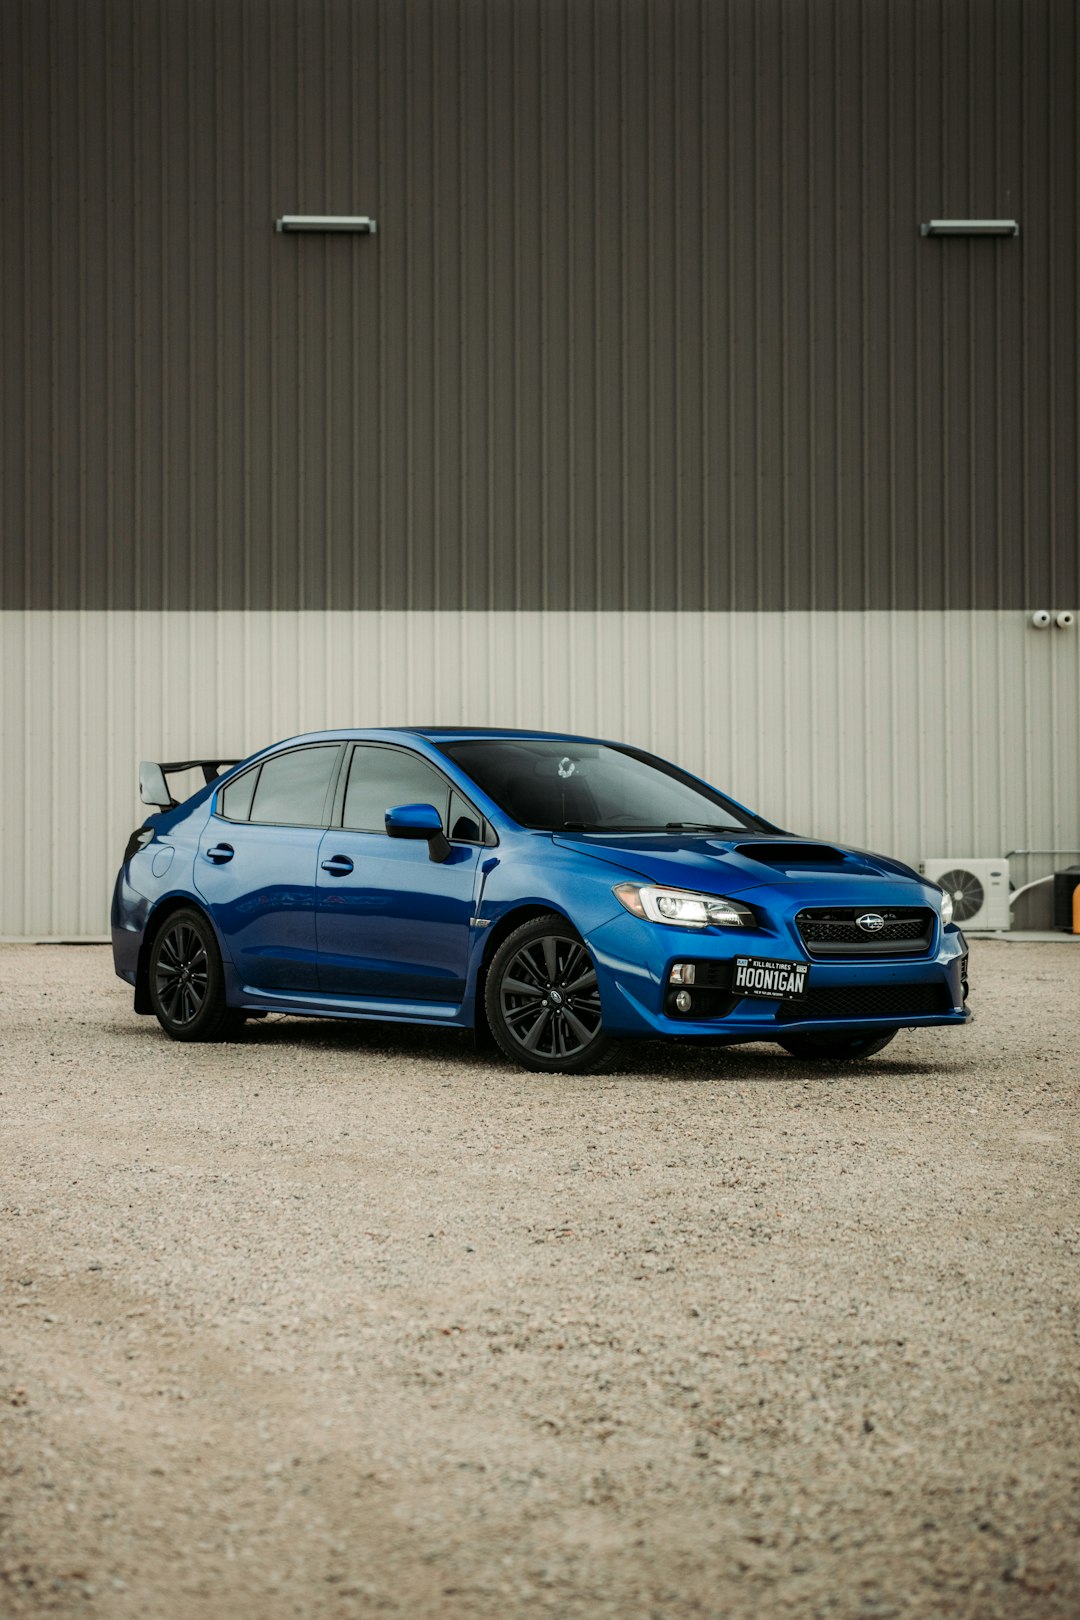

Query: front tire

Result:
[777,1029,898,1061]
[485,914,616,1075]
[148,906,233,1041]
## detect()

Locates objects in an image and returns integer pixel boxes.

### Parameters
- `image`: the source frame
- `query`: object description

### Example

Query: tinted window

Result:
[440,739,762,833]
[343,746,451,833]
[219,767,258,822]
[248,746,338,827]
[448,790,482,843]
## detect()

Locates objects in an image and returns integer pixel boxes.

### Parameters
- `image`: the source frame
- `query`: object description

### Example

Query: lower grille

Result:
[665,958,736,1019]
[776,982,954,1022]
[684,960,733,989]
[796,907,935,957]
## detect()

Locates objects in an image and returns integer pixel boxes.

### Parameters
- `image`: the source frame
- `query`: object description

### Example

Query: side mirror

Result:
[384,803,451,863]
[139,761,174,809]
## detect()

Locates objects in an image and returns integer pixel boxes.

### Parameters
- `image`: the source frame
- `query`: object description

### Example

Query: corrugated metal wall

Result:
[2,0,1077,611]
[3,611,1078,936]
[2,2,1078,935]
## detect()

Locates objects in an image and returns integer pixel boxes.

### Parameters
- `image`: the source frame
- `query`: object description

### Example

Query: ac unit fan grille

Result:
[936,868,986,923]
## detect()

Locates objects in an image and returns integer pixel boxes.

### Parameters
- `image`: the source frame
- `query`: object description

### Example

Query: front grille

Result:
[796,907,934,957]
[777,982,953,1023]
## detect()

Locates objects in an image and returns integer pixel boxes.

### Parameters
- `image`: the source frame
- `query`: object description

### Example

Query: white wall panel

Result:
[2,611,1078,936]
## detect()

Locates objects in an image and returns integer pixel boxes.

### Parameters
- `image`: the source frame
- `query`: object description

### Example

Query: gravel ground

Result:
[1,941,1078,1620]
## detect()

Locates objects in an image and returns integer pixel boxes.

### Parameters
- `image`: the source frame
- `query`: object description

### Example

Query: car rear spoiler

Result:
[139,758,241,810]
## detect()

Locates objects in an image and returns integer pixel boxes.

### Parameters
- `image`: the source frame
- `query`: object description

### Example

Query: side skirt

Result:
[233,984,470,1027]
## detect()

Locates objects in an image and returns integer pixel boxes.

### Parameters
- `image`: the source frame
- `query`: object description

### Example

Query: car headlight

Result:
[938,887,954,927]
[613,882,753,928]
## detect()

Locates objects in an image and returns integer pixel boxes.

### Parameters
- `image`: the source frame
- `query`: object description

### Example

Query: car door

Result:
[316,743,484,1003]
[195,743,343,992]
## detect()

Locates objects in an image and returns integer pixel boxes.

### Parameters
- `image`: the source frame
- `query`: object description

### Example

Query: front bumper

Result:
[587,909,971,1042]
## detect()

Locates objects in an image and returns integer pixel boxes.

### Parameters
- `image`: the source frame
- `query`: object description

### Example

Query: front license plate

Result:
[732,956,809,1001]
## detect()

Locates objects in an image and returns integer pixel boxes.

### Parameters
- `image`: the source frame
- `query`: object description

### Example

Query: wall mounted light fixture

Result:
[920,219,1018,237]
[275,215,377,234]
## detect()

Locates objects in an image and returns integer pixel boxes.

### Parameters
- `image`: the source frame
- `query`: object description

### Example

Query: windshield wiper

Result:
[555,820,744,834]
[558,821,662,833]
[664,822,743,833]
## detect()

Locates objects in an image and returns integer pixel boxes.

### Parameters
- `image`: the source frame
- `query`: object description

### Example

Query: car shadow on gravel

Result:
[111,1014,960,1083]
[610,1048,961,1082]
[594,1040,959,1083]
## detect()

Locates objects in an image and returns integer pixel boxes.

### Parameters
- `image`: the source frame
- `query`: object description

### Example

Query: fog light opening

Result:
[675,990,693,1013]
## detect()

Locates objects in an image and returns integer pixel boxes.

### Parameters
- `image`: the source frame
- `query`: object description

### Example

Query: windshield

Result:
[439,739,765,834]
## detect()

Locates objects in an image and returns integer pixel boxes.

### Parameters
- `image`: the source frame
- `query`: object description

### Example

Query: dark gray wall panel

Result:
[2,0,1076,611]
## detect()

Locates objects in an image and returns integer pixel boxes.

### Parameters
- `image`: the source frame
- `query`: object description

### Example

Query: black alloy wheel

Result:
[148,906,234,1041]
[485,914,616,1074]
[777,1029,897,1061]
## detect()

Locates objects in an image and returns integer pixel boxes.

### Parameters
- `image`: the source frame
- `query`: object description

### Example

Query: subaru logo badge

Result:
[856,912,885,933]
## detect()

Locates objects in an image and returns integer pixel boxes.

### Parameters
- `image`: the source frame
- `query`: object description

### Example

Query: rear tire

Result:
[485,914,617,1075]
[148,906,233,1042]
[777,1030,898,1061]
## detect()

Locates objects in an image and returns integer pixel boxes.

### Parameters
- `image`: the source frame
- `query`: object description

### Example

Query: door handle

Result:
[206,843,234,864]
[320,855,354,876]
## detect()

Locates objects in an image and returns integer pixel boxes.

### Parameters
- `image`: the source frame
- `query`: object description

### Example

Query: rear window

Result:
[219,768,257,822]
[220,746,339,827]
[250,746,338,826]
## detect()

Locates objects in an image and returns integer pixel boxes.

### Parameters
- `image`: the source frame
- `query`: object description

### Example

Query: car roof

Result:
[271,726,611,746]
[401,726,606,743]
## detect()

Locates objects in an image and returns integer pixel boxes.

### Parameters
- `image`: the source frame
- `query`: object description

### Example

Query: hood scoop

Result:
[736,842,845,865]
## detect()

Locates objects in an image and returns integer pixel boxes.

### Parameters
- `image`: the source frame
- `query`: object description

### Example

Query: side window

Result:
[248,746,338,827]
[219,767,258,823]
[342,746,451,833]
[448,790,482,844]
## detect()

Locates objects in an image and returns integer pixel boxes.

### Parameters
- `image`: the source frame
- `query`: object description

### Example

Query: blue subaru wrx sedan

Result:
[112,728,970,1073]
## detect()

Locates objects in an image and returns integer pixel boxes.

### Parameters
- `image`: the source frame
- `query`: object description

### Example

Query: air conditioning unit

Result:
[920,858,1011,931]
